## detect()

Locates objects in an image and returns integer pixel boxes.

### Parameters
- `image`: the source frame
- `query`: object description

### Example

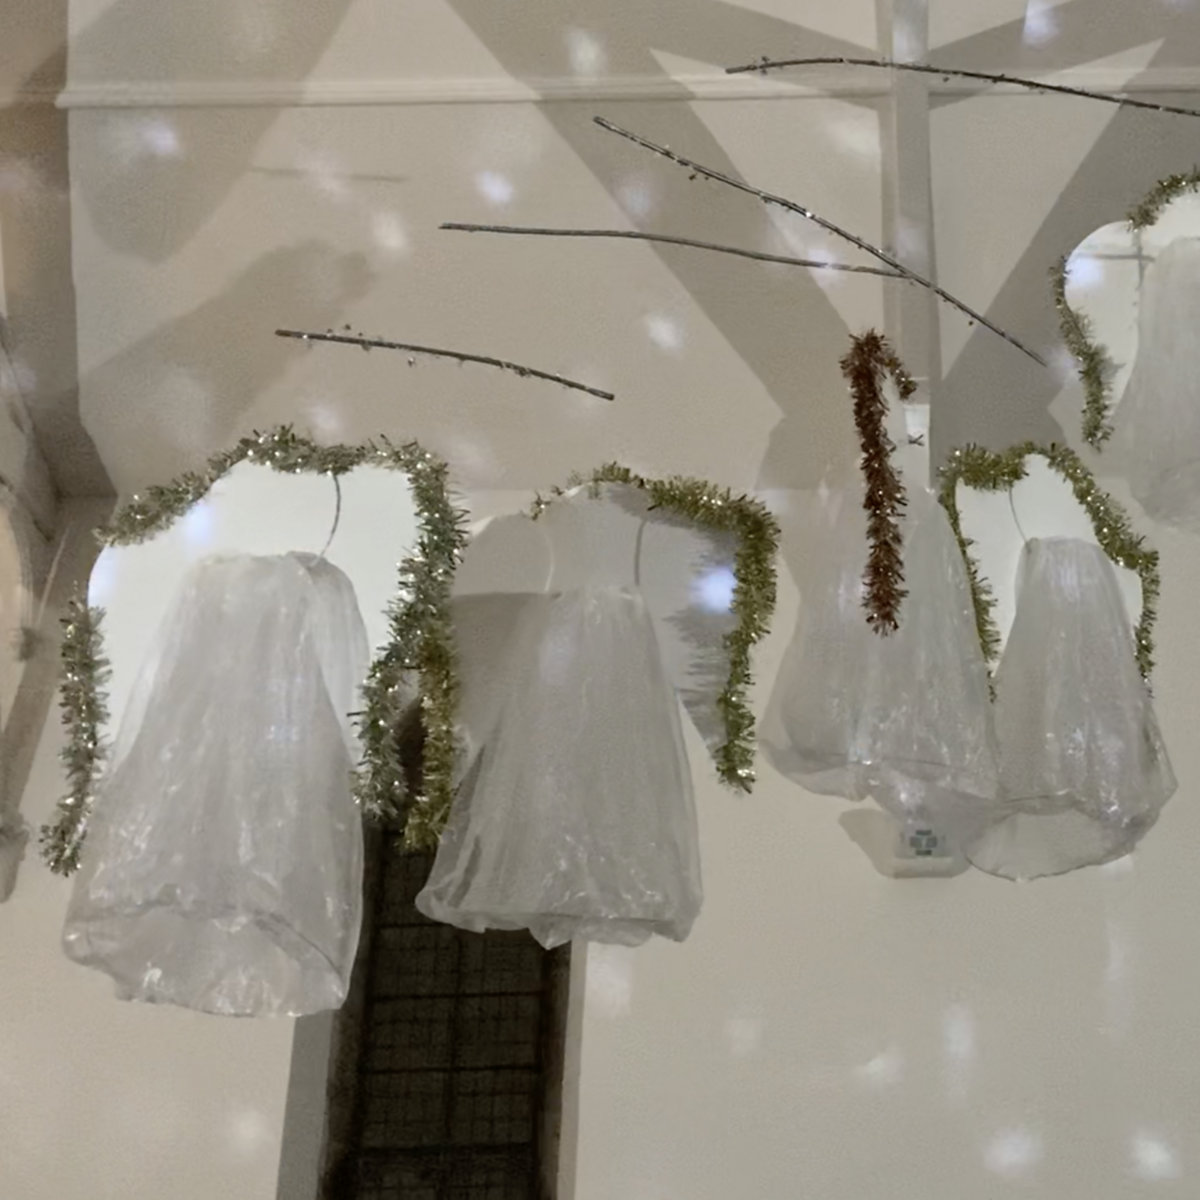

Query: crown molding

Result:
[41,65,1200,110]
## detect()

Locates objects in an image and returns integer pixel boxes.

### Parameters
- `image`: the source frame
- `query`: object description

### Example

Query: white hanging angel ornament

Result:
[47,429,463,1016]
[1109,237,1200,531]
[763,335,999,846]
[968,537,1175,879]
[417,468,779,949]
[944,443,1175,879]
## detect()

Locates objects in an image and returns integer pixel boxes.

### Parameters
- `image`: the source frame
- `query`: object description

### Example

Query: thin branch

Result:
[592,115,1046,366]
[726,56,1200,121]
[440,222,906,278]
[275,328,615,401]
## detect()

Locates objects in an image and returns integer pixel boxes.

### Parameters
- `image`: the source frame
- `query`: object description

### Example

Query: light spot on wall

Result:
[894,217,928,263]
[566,28,607,77]
[828,117,880,162]
[644,313,683,353]
[854,1045,904,1089]
[942,1003,975,1104]
[725,1011,765,1058]
[0,158,41,197]
[371,210,410,257]
[692,566,736,613]
[298,150,350,202]
[1023,0,1061,46]
[105,115,184,167]
[586,944,636,1018]
[1131,1131,1182,1180]
[304,402,345,440]
[225,1106,274,1160]
[984,1127,1043,1177]
[893,15,923,62]
[617,177,657,220]
[475,170,515,207]
[231,6,277,60]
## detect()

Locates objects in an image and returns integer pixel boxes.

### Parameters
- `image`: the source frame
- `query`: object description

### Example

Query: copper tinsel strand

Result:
[842,331,915,635]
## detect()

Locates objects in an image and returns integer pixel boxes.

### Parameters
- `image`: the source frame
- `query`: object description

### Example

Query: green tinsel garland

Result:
[44,426,468,869]
[1127,167,1200,232]
[40,591,110,875]
[1053,169,1200,451]
[1051,256,1115,450]
[939,442,1159,682]
[531,464,780,790]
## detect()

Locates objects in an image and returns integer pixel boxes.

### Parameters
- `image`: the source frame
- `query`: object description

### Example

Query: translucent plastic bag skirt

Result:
[63,552,370,1016]
[417,585,702,949]
[967,538,1175,880]
[767,488,998,840]
[1110,237,1200,532]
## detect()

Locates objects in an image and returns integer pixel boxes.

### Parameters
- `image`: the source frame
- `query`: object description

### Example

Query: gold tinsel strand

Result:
[89,426,467,855]
[1049,169,1200,450]
[40,591,110,875]
[939,442,1159,682]
[1127,167,1200,231]
[531,464,780,790]
[841,330,916,635]
[1050,256,1115,449]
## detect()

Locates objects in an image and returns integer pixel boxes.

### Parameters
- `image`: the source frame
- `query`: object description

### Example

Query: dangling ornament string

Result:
[275,328,614,401]
[592,115,1045,366]
[725,56,1200,121]
[440,222,905,278]
[842,331,915,635]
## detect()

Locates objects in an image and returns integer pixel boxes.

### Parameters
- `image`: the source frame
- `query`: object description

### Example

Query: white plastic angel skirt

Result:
[417,585,702,950]
[62,552,370,1016]
[1110,237,1200,532]
[766,487,998,841]
[967,538,1175,880]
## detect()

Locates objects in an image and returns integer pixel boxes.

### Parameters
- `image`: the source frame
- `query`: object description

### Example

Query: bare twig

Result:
[592,115,1046,366]
[441,222,906,278]
[726,55,1200,120]
[276,328,614,401]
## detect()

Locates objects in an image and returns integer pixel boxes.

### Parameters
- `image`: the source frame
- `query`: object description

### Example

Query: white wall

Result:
[4,2,1200,1197]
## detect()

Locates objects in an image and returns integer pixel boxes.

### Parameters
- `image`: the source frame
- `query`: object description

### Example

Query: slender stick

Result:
[726,55,1200,121]
[592,115,1046,366]
[440,222,906,278]
[275,328,615,400]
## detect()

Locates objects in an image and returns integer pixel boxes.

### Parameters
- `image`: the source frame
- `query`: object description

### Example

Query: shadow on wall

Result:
[924,2,1200,464]
[79,240,373,485]
[0,0,106,495]
[445,0,1200,492]
[444,0,873,516]
[64,0,359,262]
[1,0,361,495]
